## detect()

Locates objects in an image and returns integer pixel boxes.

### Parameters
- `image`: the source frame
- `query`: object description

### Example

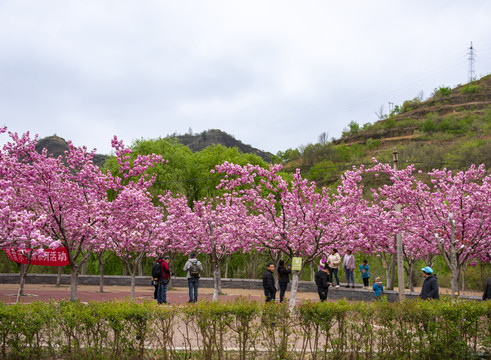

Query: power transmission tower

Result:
[468,41,476,82]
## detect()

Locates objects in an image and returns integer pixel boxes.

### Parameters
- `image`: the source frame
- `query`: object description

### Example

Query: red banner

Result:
[3,248,69,266]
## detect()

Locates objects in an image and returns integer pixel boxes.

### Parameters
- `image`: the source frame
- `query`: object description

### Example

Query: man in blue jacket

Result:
[420,266,439,300]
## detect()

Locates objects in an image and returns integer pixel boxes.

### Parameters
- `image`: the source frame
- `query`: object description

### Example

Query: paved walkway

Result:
[0,283,322,304]
[0,283,483,304]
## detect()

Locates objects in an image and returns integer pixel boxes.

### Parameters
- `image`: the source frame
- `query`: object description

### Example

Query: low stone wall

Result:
[0,273,481,302]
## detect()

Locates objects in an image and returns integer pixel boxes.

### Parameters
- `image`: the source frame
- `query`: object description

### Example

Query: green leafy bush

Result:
[0,299,489,359]
[433,86,452,97]
[460,84,481,94]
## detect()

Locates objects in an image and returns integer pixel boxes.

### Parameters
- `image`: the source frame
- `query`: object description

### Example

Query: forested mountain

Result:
[167,129,272,163]
[35,135,109,168]
[35,129,272,167]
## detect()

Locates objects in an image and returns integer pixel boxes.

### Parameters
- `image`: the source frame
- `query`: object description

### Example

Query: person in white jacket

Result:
[343,250,356,288]
[326,248,341,287]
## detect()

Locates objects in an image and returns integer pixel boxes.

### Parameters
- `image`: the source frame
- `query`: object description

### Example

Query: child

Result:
[359,260,370,288]
[373,276,384,299]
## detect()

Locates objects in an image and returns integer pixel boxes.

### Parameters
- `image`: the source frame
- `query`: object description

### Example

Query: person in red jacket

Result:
[157,255,171,304]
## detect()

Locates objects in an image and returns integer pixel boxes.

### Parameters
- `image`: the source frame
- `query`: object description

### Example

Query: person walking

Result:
[343,250,356,288]
[327,248,341,288]
[419,266,439,300]
[315,265,331,302]
[156,255,171,304]
[373,276,384,300]
[359,260,370,288]
[262,263,277,303]
[183,252,203,303]
[278,260,291,303]
[483,277,491,300]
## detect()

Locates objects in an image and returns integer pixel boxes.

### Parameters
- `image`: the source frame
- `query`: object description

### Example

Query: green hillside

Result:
[275,74,491,187]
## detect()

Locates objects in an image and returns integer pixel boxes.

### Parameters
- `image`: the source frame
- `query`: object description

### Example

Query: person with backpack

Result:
[152,255,171,304]
[315,265,331,302]
[183,252,203,303]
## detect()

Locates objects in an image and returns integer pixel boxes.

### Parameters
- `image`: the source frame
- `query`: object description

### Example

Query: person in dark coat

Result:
[262,263,276,303]
[419,266,439,300]
[315,266,331,302]
[483,277,491,300]
[278,260,291,303]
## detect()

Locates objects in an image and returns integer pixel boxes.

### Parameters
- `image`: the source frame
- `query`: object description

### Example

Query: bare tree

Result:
[374,104,386,120]
[318,132,329,145]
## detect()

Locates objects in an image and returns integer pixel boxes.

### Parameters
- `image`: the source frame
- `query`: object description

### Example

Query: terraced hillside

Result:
[279,75,491,187]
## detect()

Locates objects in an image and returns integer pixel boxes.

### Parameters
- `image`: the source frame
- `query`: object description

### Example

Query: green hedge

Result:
[0,298,489,359]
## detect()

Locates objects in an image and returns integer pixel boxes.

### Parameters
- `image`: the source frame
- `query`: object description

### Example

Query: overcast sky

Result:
[1,1,490,156]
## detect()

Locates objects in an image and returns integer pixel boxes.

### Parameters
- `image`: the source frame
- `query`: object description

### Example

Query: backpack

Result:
[189,261,200,278]
[152,261,162,279]
[315,271,324,287]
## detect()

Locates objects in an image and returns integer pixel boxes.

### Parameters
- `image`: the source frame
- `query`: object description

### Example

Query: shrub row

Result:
[0,297,490,359]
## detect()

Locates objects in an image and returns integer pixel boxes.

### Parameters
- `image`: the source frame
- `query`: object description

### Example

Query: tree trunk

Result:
[56,266,62,286]
[385,254,396,290]
[450,262,460,298]
[310,261,315,283]
[436,220,461,299]
[212,259,221,302]
[138,258,143,277]
[289,270,300,310]
[81,261,87,275]
[208,222,223,301]
[461,263,466,293]
[19,264,26,297]
[381,252,394,290]
[99,259,105,293]
[16,263,28,303]
[224,255,229,279]
[268,251,281,290]
[130,272,136,300]
[404,261,415,293]
[70,265,78,301]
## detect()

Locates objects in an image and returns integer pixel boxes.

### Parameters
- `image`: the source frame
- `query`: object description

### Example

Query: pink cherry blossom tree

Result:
[94,136,166,298]
[160,191,256,301]
[96,187,165,299]
[214,163,369,307]
[1,129,165,301]
[370,161,491,298]
[1,131,110,300]
[0,180,55,302]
